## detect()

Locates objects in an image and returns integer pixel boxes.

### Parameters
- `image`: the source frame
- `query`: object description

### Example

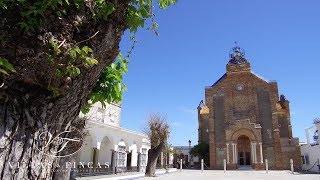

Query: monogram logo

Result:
[35,124,83,157]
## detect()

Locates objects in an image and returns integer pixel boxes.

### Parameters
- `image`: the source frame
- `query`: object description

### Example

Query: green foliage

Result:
[189,143,209,159]
[158,0,176,9]
[0,58,16,75]
[65,65,81,77]
[94,0,115,21]
[47,40,98,78]
[126,0,176,33]
[49,40,62,55]
[69,46,98,68]
[17,0,74,32]
[1,0,176,111]
[81,54,128,113]
[0,0,176,33]
[0,0,116,32]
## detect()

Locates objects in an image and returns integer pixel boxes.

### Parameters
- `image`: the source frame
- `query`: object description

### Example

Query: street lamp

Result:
[188,140,191,167]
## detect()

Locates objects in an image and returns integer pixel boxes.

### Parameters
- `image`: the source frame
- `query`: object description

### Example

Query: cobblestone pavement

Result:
[144,170,320,180]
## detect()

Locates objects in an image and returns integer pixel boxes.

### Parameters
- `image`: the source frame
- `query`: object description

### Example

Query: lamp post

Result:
[188,140,191,167]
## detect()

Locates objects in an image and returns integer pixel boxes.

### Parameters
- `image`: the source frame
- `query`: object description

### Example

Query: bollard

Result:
[265,159,268,174]
[290,159,294,174]
[165,164,169,174]
[223,159,227,173]
[201,159,204,172]
[180,159,183,171]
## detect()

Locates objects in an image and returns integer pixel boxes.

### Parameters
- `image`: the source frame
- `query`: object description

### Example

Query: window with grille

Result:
[141,148,148,166]
[117,146,126,167]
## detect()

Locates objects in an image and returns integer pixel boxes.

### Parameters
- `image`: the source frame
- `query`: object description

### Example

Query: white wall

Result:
[301,124,320,173]
[80,102,121,127]
[174,146,199,163]
[79,135,93,163]
[98,136,113,165]
[130,144,138,167]
[301,144,320,173]
[77,113,150,171]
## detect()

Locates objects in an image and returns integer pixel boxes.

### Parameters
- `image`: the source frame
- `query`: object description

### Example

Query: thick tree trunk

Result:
[0,0,128,179]
[0,89,83,179]
[145,143,164,177]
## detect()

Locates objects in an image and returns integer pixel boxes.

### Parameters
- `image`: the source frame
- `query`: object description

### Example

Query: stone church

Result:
[197,46,301,170]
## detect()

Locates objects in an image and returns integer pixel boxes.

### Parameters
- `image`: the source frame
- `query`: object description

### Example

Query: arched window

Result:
[117,145,126,167]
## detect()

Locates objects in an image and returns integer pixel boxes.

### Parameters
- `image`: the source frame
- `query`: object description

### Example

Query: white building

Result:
[76,102,150,175]
[300,122,320,173]
[173,146,199,168]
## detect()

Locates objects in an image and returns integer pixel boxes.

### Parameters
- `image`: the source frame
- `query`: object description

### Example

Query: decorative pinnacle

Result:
[228,42,248,64]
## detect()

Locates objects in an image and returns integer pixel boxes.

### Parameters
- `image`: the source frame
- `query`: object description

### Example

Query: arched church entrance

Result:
[237,135,251,166]
[226,123,263,170]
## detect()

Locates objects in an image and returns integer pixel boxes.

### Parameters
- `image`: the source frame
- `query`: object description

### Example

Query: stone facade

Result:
[197,46,301,170]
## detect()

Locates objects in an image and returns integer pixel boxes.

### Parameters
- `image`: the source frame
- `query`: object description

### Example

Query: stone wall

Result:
[214,95,226,149]
[199,58,301,170]
[199,113,209,143]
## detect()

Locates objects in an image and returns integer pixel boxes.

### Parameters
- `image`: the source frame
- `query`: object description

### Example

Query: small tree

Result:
[144,113,170,177]
[189,143,209,164]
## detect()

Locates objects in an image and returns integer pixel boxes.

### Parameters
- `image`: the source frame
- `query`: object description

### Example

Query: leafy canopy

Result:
[0,0,176,112]
[189,143,209,159]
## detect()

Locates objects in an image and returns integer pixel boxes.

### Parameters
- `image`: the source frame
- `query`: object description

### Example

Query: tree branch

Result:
[76,31,100,45]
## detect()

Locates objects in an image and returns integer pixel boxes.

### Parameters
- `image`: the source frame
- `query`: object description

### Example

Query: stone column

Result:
[92,148,99,171]
[160,152,164,168]
[232,143,238,164]
[226,143,230,164]
[229,143,233,166]
[235,143,238,164]
[131,150,135,168]
[259,143,263,164]
[253,143,257,163]
[111,150,117,174]
[232,143,235,164]
[137,152,141,172]
[125,150,131,171]
[251,143,254,164]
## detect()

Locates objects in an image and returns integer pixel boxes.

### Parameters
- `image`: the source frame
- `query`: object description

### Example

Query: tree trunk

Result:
[145,143,164,177]
[0,0,128,179]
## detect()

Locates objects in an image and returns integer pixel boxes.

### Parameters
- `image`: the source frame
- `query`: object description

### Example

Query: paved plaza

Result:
[82,169,320,180]
[144,170,320,180]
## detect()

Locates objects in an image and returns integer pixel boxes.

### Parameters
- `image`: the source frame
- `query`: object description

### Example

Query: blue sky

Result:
[119,0,320,146]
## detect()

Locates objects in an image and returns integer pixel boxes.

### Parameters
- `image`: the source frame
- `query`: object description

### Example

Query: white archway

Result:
[129,143,138,167]
[98,136,114,166]
[79,133,94,163]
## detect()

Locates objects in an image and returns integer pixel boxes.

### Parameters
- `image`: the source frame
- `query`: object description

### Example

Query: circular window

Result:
[236,84,244,91]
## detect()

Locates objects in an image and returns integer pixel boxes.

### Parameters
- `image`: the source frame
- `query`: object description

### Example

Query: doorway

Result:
[237,135,251,166]
[126,152,132,170]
